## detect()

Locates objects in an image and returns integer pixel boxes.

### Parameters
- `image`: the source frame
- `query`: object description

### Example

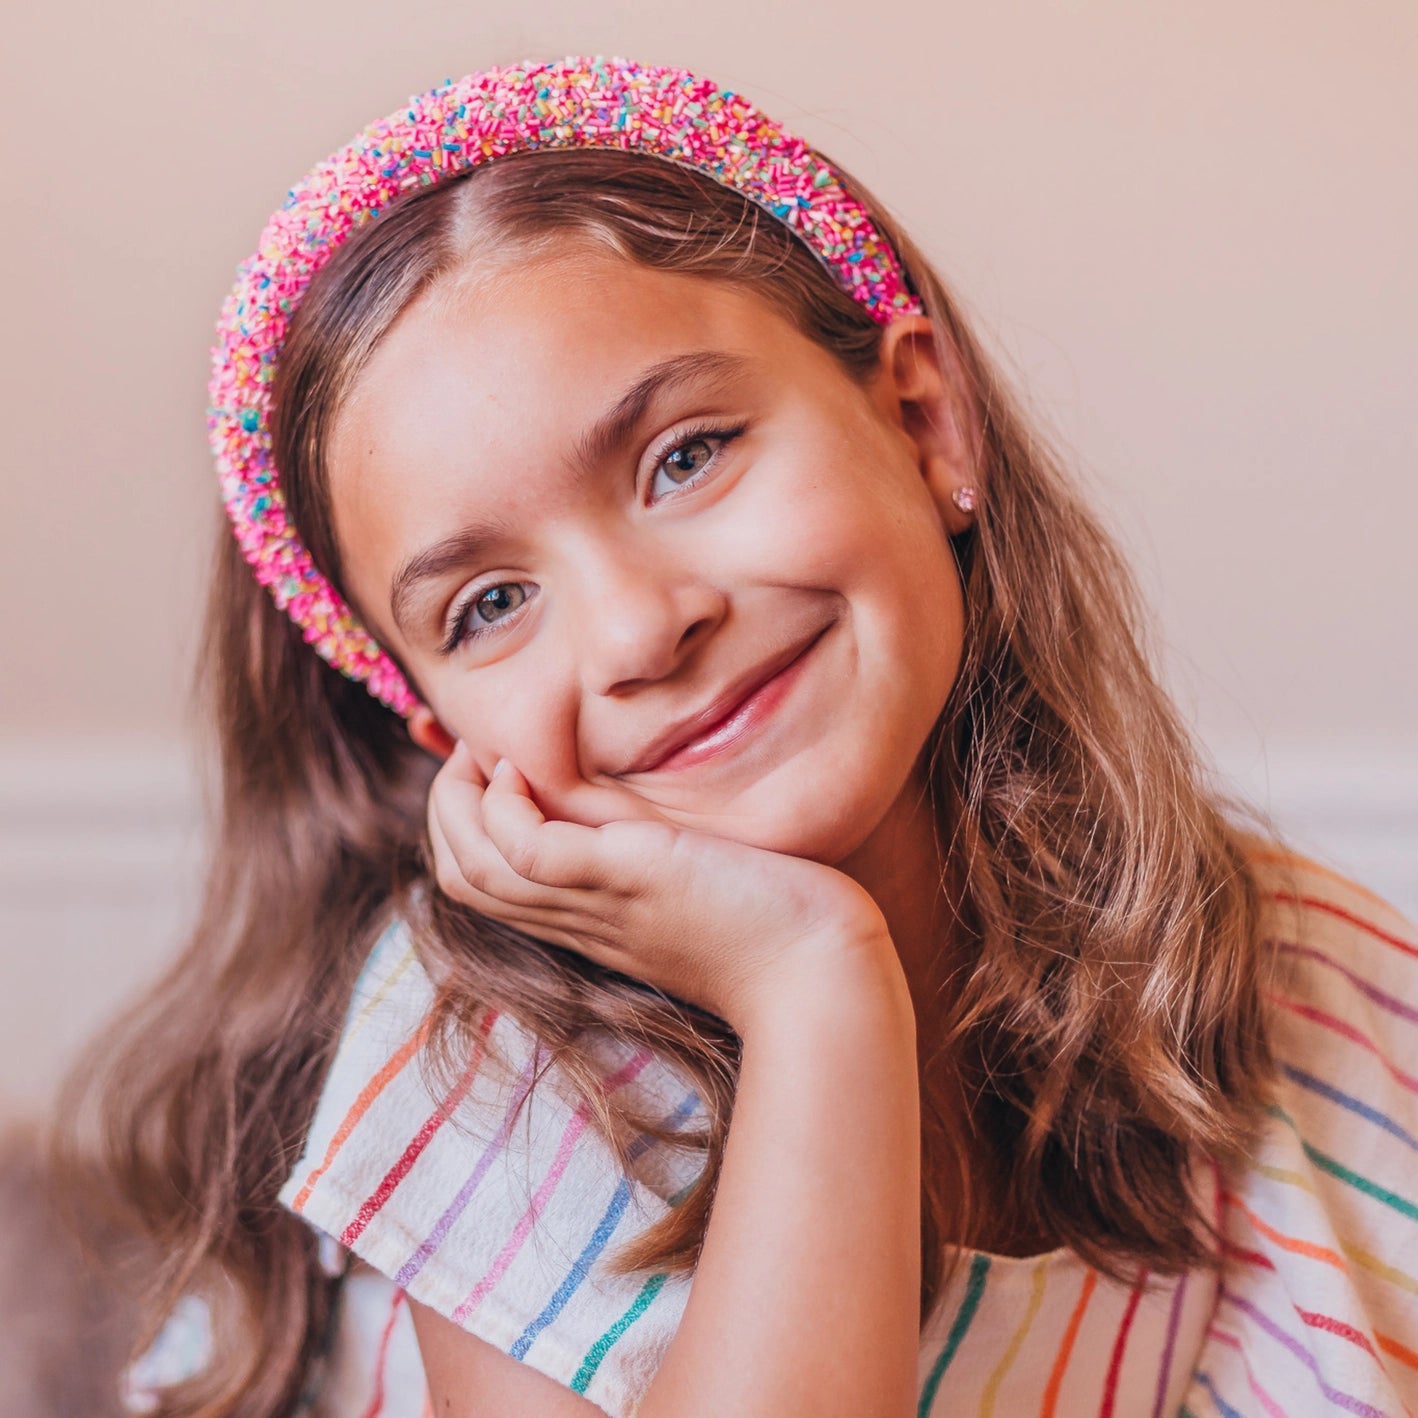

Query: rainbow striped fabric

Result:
[273,848,1418,1417]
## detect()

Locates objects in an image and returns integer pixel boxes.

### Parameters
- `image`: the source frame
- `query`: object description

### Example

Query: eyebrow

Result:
[388,348,757,637]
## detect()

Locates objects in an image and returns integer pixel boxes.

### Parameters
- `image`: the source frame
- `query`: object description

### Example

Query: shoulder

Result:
[1243,839,1418,1059]
[279,918,705,1418]
[1242,835,1416,970]
[1191,843,1418,1413]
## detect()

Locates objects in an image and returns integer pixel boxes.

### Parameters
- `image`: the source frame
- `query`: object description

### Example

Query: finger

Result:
[426,776,634,964]
[429,765,556,910]
[446,736,489,788]
[479,762,615,891]
[427,788,586,932]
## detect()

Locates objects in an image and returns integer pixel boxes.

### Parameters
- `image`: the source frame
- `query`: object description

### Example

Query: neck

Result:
[835,767,956,1036]
[837,771,1064,1260]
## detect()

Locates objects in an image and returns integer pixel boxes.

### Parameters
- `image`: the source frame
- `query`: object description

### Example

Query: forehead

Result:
[324,251,847,606]
[335,249,807,454]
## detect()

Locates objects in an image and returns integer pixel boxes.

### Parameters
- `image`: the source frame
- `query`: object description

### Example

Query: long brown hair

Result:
[55,144,1296,1416]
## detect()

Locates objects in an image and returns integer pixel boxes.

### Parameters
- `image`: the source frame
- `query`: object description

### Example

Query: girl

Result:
[60,54,1418,1418]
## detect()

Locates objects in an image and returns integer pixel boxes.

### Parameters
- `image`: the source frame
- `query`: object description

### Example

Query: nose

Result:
[568,532,726,696]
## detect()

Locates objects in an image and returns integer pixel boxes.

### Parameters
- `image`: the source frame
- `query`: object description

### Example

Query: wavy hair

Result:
[54,144,1296,1415]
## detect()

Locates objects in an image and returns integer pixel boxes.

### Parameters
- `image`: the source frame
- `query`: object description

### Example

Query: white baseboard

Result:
[1206,742,1418,921]
[0,737,1413,907]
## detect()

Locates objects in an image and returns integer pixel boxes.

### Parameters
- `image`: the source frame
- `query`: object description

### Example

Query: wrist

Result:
[732,927,913,1042]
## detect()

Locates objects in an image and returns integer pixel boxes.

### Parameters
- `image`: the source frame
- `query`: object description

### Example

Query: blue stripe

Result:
[511,1091,700,1360]
[1194,1372,1242,1418]
[1280,1062,1418,1155]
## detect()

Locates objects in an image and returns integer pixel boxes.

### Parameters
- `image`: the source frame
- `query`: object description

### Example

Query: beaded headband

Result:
[208,54,925,718]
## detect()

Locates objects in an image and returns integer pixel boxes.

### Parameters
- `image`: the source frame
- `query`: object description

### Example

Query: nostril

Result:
[676,614,717,656]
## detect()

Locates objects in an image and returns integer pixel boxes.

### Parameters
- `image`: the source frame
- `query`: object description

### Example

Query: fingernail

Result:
[492,757,508,779]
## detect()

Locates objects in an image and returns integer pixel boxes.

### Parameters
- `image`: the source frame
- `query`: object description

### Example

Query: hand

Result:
[425,743,894,1030]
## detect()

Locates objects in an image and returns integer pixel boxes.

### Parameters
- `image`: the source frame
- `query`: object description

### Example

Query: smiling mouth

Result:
[628,627,828,774]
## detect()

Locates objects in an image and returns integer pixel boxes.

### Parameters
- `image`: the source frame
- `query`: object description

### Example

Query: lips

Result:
[618,629,825,775]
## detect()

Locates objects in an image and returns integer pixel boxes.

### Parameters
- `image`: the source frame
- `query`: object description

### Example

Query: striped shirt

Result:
[133,846,1418,1416]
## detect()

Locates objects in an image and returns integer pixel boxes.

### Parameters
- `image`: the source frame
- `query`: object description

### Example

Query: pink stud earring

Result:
[951,486,978,514]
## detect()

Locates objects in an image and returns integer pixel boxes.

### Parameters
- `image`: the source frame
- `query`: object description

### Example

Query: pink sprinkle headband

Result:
[209,54,925,718]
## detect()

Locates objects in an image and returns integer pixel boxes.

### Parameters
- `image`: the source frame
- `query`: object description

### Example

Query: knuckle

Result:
[501,838,542,881]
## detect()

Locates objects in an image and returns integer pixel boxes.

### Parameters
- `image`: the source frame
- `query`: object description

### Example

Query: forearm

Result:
[639,937,922,1418]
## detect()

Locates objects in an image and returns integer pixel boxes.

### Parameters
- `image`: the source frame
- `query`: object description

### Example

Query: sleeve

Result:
[1182,855,1418,1416]
[278,919,706,1418]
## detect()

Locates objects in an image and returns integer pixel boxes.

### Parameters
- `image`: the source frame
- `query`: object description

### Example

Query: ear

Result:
[874,315,982,536]
[407,705,458,761]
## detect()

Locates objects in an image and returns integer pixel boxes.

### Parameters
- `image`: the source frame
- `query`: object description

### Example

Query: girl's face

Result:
[327,248,975,866]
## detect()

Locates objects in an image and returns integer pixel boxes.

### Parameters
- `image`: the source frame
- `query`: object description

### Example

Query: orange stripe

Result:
[1040,1269,1096,1418]
[1222,1190,1348,1271]
[1229,1177,1418,1297]
[292,1014,434,1212]
[1247,847,1395,911]
[1377,1331,1418,1373]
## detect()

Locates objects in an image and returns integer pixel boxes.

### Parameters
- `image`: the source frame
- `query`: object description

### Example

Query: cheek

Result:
[437,676,569,783]
[436,673,666,830]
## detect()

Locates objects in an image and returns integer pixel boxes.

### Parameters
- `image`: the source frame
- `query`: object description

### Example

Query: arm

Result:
[411,932,921,1418]
[416,754,924,1417]
[638,933,921,1418]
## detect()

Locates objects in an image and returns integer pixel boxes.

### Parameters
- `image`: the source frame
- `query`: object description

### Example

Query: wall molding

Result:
[1201,742,1417,918]
[0,743,206,902]
[1,737,1414,915]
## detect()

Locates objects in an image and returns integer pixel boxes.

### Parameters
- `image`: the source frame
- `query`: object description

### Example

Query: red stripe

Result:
[1270,891,1418,960]
[360,1287,407,1418]
[1222,1240,1276,1272]
[1099,1267,1147,1418]
[1295,1306,1378,1359]
[1270,992,1418,1096]
[341,1008,498,1248]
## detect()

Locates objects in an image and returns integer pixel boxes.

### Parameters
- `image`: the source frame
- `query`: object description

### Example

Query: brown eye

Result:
[442,582,534,654]
[474,584,526,625]
[662,438,716,485]
[648,426,745,502]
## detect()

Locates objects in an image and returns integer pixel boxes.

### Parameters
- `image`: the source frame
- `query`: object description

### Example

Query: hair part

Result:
[55,145,1294,1415]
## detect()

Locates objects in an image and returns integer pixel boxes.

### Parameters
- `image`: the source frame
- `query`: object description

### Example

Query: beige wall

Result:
[2,3,1415,1106]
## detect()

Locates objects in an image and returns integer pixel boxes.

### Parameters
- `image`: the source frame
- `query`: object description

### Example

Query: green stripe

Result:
[1302,1142,1418,1220]
[917,1254,991,1417]
[1267,1104,1418,1222]
[571,1271,669,1394]
[569,1176,692,1395]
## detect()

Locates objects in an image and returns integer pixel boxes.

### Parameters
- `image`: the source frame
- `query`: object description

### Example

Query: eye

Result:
[442,582,533,653]
[648,424,745,502]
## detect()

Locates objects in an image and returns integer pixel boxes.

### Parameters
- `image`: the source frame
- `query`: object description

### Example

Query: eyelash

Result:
[440,421,747,654]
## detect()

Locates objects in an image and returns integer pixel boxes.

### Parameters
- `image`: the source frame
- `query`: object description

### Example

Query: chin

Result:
[678,783,893,867]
